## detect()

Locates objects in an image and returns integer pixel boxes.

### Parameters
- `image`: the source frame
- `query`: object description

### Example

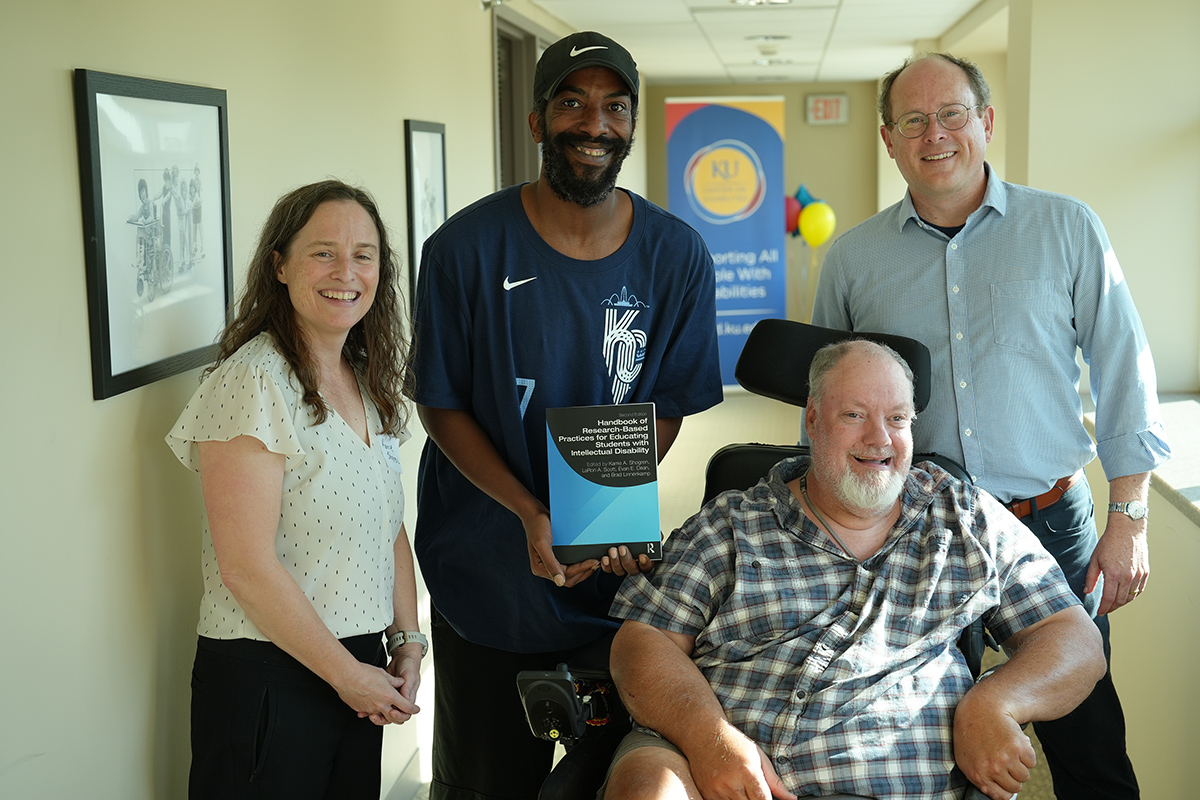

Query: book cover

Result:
[545,402,662,564]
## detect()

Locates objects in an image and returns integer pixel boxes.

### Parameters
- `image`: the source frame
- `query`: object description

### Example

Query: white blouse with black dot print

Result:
[167,333,409,640]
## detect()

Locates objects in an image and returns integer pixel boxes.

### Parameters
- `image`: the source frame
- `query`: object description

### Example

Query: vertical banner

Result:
[666,97,785,386]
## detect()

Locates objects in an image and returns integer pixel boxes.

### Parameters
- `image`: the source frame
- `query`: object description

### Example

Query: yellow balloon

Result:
[800,201,837,249]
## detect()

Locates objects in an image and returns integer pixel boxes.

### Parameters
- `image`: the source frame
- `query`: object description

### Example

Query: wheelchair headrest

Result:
[733,319,933,413]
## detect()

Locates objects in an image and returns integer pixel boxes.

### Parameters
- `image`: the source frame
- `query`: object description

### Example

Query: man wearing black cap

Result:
[411,31,723,800]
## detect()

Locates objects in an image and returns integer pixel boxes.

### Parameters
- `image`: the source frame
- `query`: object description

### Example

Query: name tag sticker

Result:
[380,434,404,473]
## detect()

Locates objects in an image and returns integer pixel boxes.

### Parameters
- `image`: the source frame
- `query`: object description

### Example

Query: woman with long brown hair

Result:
[167,180,422,799]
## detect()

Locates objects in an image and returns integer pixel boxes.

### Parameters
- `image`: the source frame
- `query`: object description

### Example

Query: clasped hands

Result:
[353,649,423,727]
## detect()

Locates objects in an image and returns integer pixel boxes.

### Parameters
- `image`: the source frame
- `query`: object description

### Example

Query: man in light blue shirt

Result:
[812,53,1169,800]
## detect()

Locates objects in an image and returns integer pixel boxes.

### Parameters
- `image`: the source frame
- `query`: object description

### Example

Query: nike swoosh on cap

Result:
[570,45,608,57]
[503,276,538,291]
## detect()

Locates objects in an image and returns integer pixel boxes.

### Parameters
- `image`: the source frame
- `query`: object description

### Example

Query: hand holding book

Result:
[598,544,658,576]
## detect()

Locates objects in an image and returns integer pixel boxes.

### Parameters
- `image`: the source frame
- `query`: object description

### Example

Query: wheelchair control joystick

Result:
[517,663,621,744]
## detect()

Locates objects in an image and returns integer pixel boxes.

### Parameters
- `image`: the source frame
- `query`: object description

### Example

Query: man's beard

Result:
[833,464,906,516]
[811,439,908,517]
[540,124,633,208]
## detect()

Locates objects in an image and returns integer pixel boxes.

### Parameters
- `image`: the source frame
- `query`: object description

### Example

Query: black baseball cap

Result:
[533,31,639,103]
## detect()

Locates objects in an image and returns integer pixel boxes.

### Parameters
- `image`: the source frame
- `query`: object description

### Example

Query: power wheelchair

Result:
[517,320,999,800]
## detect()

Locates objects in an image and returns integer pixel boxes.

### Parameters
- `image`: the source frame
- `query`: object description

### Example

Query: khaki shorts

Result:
[595,728,682,800]
[595,728,879,800]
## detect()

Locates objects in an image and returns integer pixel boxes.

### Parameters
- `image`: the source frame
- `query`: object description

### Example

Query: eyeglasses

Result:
[889,103,982,139]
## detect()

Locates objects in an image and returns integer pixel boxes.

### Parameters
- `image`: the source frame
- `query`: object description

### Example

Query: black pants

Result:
[189,634,385,800]
[428,606,619,800]
[1018,477,1139,799]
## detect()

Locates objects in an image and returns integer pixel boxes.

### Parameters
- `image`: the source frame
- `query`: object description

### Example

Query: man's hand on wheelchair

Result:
[686,723,796,800]
[953,700,1034,800]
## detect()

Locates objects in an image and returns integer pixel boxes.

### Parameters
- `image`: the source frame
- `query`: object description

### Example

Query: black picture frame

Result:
[404,120,447,307]
[74,69,233,400]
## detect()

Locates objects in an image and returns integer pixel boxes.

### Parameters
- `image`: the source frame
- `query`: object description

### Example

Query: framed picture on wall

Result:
[404,120,447,307]
[73,69,233,400]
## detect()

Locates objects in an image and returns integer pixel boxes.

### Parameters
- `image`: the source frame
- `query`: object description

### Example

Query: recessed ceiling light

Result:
[753,57,793,66]
[745,34,792,41]
[733,0,792,6]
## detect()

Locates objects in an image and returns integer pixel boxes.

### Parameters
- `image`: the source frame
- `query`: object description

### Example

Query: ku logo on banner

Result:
[683,139,766,226]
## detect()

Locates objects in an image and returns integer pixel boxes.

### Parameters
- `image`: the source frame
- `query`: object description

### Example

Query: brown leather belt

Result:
[1005,470,1084,519]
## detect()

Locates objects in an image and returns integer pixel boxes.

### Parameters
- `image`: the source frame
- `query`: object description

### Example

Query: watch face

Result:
[1112,501,1148,520]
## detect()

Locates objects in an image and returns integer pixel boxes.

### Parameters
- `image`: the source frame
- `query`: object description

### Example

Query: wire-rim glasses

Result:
[890,103,982,139]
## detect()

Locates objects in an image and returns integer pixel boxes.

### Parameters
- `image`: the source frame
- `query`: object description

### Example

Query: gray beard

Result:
[832,466,906,516]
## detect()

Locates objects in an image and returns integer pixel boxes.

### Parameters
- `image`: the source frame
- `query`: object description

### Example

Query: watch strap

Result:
[386,630,428,657]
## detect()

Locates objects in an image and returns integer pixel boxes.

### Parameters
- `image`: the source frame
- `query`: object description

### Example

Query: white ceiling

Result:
[526,0,1008,85]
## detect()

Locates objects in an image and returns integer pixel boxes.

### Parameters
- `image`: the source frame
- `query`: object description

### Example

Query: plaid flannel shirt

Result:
[610,456,1079,799]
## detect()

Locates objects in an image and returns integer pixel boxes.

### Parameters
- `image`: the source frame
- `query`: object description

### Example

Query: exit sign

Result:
[806,94,849,125]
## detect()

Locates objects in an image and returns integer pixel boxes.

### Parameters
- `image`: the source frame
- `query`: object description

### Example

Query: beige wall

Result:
[0,1,568,798]
[1015,0,1200,394]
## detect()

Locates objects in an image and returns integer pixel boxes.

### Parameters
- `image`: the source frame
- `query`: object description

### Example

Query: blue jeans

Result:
[1017,476,1139,799]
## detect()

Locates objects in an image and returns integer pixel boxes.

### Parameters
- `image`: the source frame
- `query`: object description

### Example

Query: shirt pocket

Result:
[734,555,809,643]
[990,279,1069,352]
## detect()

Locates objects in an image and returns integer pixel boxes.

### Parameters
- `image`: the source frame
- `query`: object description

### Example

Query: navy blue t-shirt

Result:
[413,184,722,652]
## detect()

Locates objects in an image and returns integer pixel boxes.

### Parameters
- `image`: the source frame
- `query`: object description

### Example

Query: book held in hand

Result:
[545,402,662,564]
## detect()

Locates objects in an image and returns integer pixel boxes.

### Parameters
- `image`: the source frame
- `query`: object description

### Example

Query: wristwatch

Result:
[386,630,428,657]
[1108,500,1148,521]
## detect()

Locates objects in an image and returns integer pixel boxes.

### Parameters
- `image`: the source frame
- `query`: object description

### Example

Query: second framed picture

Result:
[404,120,447,306]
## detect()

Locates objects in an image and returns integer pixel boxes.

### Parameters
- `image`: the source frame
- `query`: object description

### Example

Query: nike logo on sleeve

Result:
[503,276,538,291]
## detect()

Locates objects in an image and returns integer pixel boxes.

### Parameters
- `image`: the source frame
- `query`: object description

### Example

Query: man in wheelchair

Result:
[600,339,1105,800]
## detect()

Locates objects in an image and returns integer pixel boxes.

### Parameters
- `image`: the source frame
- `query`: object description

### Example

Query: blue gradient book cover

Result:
[546,403,661,563]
